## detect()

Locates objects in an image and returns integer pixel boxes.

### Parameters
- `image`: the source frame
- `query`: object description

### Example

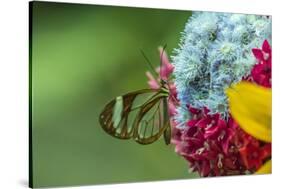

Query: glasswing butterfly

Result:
[99,45,172,145]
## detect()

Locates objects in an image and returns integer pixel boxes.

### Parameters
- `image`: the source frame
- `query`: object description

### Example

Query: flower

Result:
[250,40,272,87]
[226,81,272,173]
[144,12,272,177]
[158,47,174,80]
[171,40,272,176]
[226,82,271,142]
[169,11,272,177]
[146,71,160,89]
[172,12,271,119]
[146,47,178,116]
[172,103,272,176]
[256,160,272,174]
[174,107,244,176]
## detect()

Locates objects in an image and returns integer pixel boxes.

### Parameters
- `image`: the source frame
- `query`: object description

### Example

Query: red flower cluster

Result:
[172,105,271,176]
[250,40,272,88]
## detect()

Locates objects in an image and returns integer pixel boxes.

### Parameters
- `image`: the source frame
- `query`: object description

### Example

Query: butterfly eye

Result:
[161,79,168,86]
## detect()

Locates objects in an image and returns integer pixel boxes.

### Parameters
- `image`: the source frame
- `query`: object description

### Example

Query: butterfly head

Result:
[160,79,168,88]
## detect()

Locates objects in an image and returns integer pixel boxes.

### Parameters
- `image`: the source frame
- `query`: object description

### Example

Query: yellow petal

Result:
[256,160,272,174]
[226,82,272,142]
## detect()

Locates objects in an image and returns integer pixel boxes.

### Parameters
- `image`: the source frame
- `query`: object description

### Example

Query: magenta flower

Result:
[251,40,272,87]
[146,71,160,89]
[146,47,177,116]
[252,40,271,63]
[173,106,244,176]
[172,105,271,176]
[158,47,174,80]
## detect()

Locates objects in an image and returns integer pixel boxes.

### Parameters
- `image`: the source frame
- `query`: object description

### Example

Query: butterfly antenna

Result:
[160,44,167,67]
[159,44,167,82]
[140,49,158,77]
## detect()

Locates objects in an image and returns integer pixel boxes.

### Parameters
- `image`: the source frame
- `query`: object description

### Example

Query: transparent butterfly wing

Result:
[133,95,171,144]
[99,88,170,144]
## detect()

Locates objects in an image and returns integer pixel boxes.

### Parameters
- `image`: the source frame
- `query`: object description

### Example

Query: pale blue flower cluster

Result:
[172,12,271,125]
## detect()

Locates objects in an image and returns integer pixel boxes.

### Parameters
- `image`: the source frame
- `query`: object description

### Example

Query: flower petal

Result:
[262,40,271,53]
[226,82,272,142]
[252,49,264,60]
[146,71,160,89]
[158,46,174,79]
[256,160,272,174]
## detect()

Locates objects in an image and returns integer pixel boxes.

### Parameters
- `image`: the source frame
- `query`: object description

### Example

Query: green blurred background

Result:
[30,1,196,187]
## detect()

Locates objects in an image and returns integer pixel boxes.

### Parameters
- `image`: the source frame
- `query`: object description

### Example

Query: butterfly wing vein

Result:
[99,89,170,144]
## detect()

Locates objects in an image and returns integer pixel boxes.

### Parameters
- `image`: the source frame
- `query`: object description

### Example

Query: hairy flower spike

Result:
[172,12,271,123]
